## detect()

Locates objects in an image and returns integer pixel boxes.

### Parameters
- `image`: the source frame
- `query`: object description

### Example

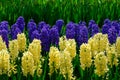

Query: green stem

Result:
[42,54,48,80]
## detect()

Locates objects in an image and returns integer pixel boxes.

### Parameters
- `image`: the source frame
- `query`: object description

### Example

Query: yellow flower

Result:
[106,44,118,67]
[9,40,19,62]
[28,39,41,66]
[94,33,108,52]
[36,65,42,77]
[59,36,67,51]
[59,36,76,59]
[0,49,10,76]
[8,63,17,76]
[65,39,76,59]
[22,51,35,77]
[17,33,26,52]
[88,33,109,57]
[80,43,92,70]
[0,36,7,51]
[48,46,60,75]
[116,37,120,57]
[94,52,108,77]
[88,37,96,57]
[60,50,75,80]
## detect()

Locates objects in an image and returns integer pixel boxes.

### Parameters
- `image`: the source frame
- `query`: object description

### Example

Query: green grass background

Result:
[0,0,120,26]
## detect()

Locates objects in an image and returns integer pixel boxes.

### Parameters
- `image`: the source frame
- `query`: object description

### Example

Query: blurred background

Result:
[0,0,120,27]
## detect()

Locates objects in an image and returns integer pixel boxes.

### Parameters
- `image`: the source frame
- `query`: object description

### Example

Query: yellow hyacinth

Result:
[9,40,19,62]
[88,37,96,57]
[80,43,92,70]
[106,44,118,68]
[36,65,42,77]
[59,36,76,59]
[59,36,67,51]
[28,39,41,66]
[48,46,60,75]
[22,51,35,77]
[0,49,10,76]
[94,52,108,77]
[17,33,26,52]
[99,34,109,52]
[65,39,76,59]
[88,33,109,57]
[116,37,120,57]
[8,63,17,76]
[60,50,75,80]
[0,36,7,51]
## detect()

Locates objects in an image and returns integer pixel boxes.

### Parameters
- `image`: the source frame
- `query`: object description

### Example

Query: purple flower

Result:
[16,16,25,32]
[102,24,111,34]
[40,27,50,52]
[88,20,96,36]
[0,30,9,47]
[74,23,80,35]
[79,21,86,26]
[88,20,96,26]
[31,30,40,42]
[91,24,99,37]
[75,25,88,47]
[66,22,75,39]
[38,21,46,32]
[11,24,21,39]
[104,19,111,25]
[55,19,64,34]
[111,21,119,34]
[49,26,59,46]
[43,24,50,31]
[0,21,9,31]
[27,21,37,40]
[27,20,37,32]
[118,31,120,37]
[108,27,117,44]
[29,19,34,22]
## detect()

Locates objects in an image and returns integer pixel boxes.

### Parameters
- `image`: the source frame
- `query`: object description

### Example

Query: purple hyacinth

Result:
[118,31,120,37]
[102,24,111,34]
[92,24,99,35]
[108,27,117,44]
[104,19,111,25]
[88,20,96,26]
[29,19,34,22]
[111,21,119,34]
[66,22,75,39]
[27,20,37,40]
[88,20,96,36]
[16,16,25,32]
[27,20,37,32]
[79,21,86,26]
[0,21,9,31]
[31,30,40,42]
[74,23,80,36]
[0,29,9,47]
[43,24,50,31]
[40,27,50,52]
[55,19,64,34]
[11,24,21,39]
[38,21,46,32]
[91,24,99,37]
[75,25,88,47]
[49,26,59,46]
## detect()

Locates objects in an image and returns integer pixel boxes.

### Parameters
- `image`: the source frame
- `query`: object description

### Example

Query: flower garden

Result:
[0,0,120,80]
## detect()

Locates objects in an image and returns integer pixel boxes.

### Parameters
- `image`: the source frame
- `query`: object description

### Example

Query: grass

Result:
[0,0,120,27]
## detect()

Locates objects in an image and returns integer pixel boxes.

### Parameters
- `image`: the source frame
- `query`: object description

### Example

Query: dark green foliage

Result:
[0,0,120,27]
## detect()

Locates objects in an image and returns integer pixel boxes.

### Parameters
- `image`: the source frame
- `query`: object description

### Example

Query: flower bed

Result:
[0,16,120,80]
